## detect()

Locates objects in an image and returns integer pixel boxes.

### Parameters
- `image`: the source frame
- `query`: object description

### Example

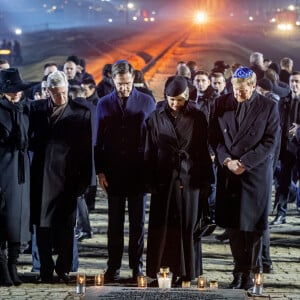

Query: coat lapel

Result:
[232,93,262,144]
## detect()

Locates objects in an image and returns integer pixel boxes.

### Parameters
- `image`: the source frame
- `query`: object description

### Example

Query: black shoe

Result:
[241,273,254,290]
[57,273,70,284]
[104,270,120,283]
[263,264,274,274]
[76,231,93,242]
[229,273,243,289]
[215,230,229,242]
[269,215,286,225]
[36,275,54,284]
[8,264,22,286]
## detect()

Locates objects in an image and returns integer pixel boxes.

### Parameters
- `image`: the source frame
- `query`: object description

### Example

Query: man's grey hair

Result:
[280,57,293,69]
[250,52,264,66]
[111,60,134,78]
[46,70,69,88]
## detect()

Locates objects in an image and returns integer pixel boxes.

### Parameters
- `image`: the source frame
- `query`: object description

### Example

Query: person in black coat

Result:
[94,60,155,282]
[29,71,94,283]
[145,76,214,285]
[210,67,280,290]
[271,71,300,225]
[0,68,33,286]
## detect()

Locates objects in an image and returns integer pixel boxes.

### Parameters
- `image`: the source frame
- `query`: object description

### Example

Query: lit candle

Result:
[182,281,191,288]
[137,275,147,288]
[157,267,172,289]
[209,280,218,289]
[253,273,264,295]
[197,276,206,289]
[76,273,86,294]
[95,273,104,286]
[158,277,172,288]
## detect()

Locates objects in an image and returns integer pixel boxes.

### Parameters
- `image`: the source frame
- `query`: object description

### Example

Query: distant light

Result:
[127,2,134,9]
[52,5,57,10]
[132,16,137,21]
[229,12,234,17]
[88,6,93,10]
[249,16,253,21]
[43,4,47,8]
[288,5,295,11]
[150,17,155,22]
[152,11,156,15]
[296,21,300,26]
[144,17,149,22]
[194,11,207,24]
[108,18,113,23]
[277,23,293,31]
[270,18,276,23]
[15,28,22,35]
[0,49,11,55]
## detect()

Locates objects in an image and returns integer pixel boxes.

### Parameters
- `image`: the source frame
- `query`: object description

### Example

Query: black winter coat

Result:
[29,98,94,228]
[145,101,214,280]
[210,92,280,232]
[0,97,31,243]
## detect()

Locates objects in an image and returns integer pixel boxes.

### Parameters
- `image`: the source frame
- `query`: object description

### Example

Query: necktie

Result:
[236,102,246,128]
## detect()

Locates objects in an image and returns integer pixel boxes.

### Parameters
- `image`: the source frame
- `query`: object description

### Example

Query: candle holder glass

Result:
[137,275,147,288]
[76,272,86,294]
[157,267,172,289]
[253,273,264,295]
[182,281,191,288]
[197,276,206,289]
[209,280,218,289]
[95,273,104,286]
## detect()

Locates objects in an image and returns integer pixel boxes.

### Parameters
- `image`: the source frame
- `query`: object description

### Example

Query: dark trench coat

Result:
[145,101,214,280]
[0,97,31,243]
[210,92,280,232]
[29,97,94,228]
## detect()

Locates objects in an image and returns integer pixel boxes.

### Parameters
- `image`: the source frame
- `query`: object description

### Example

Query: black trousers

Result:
[228,228,262,274]
[107,193,145,273]
[36,226,74,279]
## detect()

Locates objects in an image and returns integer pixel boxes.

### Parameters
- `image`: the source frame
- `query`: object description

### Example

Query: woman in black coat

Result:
[145,77,214,285]
[0,68,33,286]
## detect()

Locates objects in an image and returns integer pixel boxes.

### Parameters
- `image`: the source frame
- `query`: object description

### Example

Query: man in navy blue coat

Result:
[94,60,155,282]
[210,67,280,290]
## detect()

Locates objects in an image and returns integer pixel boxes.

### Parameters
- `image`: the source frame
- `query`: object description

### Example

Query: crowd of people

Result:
[0,50,299,292]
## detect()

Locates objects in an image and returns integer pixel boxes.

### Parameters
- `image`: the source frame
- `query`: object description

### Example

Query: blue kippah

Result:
[114,59,129,65]
[233,67,254,78]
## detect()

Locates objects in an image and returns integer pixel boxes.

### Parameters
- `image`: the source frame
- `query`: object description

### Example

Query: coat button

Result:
[224,128,227,133]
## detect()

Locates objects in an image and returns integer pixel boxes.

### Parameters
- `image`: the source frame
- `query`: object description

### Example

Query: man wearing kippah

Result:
[145,76,214,286]
[210,67,280,290]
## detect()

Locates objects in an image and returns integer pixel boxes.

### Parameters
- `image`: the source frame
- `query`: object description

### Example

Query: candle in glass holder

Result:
[137,275,147,288]
[76,273,86,294]
[182,281,191,288]
[197,276,206,289]
[95,273,104,286]
[157,267,172,289]
[209,280,218,289]
[253,273,263,295]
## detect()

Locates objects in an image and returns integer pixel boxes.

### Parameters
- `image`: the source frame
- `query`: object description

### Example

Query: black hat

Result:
[0,68,35,93]
[257,78,273,91]
[269,62,280,75]
[214,60,230,69]
[165,76,188,97]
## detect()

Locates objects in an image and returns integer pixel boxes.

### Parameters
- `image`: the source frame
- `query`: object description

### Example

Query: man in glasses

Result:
[210,66,280,291]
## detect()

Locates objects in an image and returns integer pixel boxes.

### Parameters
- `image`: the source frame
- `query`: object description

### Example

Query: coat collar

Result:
[232,91,264,143]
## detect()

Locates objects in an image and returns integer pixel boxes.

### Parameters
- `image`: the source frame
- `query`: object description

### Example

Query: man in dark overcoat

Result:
[210,67,280,290]
[145,76,214,285]
[271,71,300,224]
[29,70,93,282]
[94,60,155,282]
[0,68,33,286]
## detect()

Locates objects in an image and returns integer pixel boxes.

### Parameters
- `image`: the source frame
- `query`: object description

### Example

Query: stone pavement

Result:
[1,190,299,300]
